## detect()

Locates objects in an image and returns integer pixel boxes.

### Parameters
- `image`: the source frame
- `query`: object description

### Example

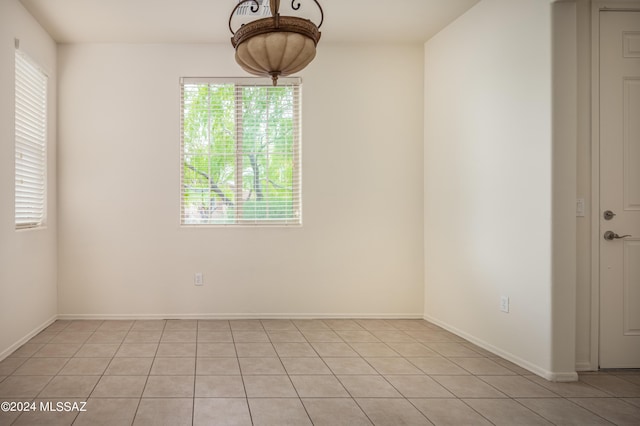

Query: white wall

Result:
[0,0,58,359]
[57,43,425,318]
[424,0,577,380]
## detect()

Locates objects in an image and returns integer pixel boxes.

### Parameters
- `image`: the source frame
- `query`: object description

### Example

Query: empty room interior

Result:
[1,0,640,424]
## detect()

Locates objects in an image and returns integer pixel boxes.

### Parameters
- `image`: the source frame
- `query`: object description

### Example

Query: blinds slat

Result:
[16,152,44,166]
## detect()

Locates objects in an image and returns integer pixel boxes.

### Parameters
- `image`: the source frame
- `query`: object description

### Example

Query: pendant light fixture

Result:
[229,0,323,86]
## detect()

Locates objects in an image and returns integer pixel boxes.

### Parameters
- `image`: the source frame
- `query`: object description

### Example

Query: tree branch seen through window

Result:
[180,78,301,225]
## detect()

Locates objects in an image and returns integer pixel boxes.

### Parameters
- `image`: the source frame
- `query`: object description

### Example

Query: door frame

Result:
[590,0,640,371]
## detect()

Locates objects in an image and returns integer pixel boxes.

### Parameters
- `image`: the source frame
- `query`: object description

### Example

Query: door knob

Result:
[603,210,616,220]
[604,231,632,241]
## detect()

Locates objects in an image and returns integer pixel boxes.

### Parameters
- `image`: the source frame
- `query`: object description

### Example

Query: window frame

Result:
[179,77,302,227]
[14,47,48,231]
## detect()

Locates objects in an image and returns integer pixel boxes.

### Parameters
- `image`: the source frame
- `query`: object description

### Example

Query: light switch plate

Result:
[576,198,585,217]
[194,273,203,286]
[500,296,509,313]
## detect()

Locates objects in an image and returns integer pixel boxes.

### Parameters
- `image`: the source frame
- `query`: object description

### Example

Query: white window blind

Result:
[15,48,47,230]
[180,77,301,226]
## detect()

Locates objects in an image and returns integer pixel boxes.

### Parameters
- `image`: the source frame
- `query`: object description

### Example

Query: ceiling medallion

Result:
[229,0,324,85]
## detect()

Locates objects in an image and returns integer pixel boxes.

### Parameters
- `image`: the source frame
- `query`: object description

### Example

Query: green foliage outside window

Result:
[181,81,300,225]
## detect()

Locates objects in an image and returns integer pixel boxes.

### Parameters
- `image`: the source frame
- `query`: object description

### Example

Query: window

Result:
[180,77,301,226]
[15,47,47,230]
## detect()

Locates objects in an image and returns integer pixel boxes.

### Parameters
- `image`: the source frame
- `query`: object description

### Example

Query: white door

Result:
[599,10,640,369]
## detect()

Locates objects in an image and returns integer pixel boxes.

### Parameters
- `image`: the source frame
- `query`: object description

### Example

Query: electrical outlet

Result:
[194,273,203,286]
[500,296,509,313]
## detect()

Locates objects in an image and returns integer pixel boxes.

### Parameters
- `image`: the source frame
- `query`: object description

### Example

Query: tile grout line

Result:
[9,321,70,426]
[513,397,615,426]
[231,321,255,426]
[346,320,439,425]
[131,319,166,426]
[192,321,199,426]
[71,320,133,425]
[289,319,333,425]
[312,319,376,426]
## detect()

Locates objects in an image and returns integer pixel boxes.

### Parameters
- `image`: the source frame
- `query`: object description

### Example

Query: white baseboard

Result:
[550,371,580,382]
[423,314,579,382]
[57,313,425,321]
[0,314,57,362]
[576,360,596,372]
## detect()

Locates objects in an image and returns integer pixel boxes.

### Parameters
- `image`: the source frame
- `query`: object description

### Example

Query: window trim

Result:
[179,77,302,227]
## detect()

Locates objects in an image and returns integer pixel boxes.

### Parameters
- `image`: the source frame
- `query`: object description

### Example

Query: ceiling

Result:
[19,0,479,44]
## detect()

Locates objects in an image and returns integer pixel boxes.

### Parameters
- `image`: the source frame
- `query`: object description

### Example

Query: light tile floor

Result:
[0,319,638,425]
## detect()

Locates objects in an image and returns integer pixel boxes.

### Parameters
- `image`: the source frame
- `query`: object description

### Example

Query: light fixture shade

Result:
[230,1,323,85]
[236,30,316,78]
